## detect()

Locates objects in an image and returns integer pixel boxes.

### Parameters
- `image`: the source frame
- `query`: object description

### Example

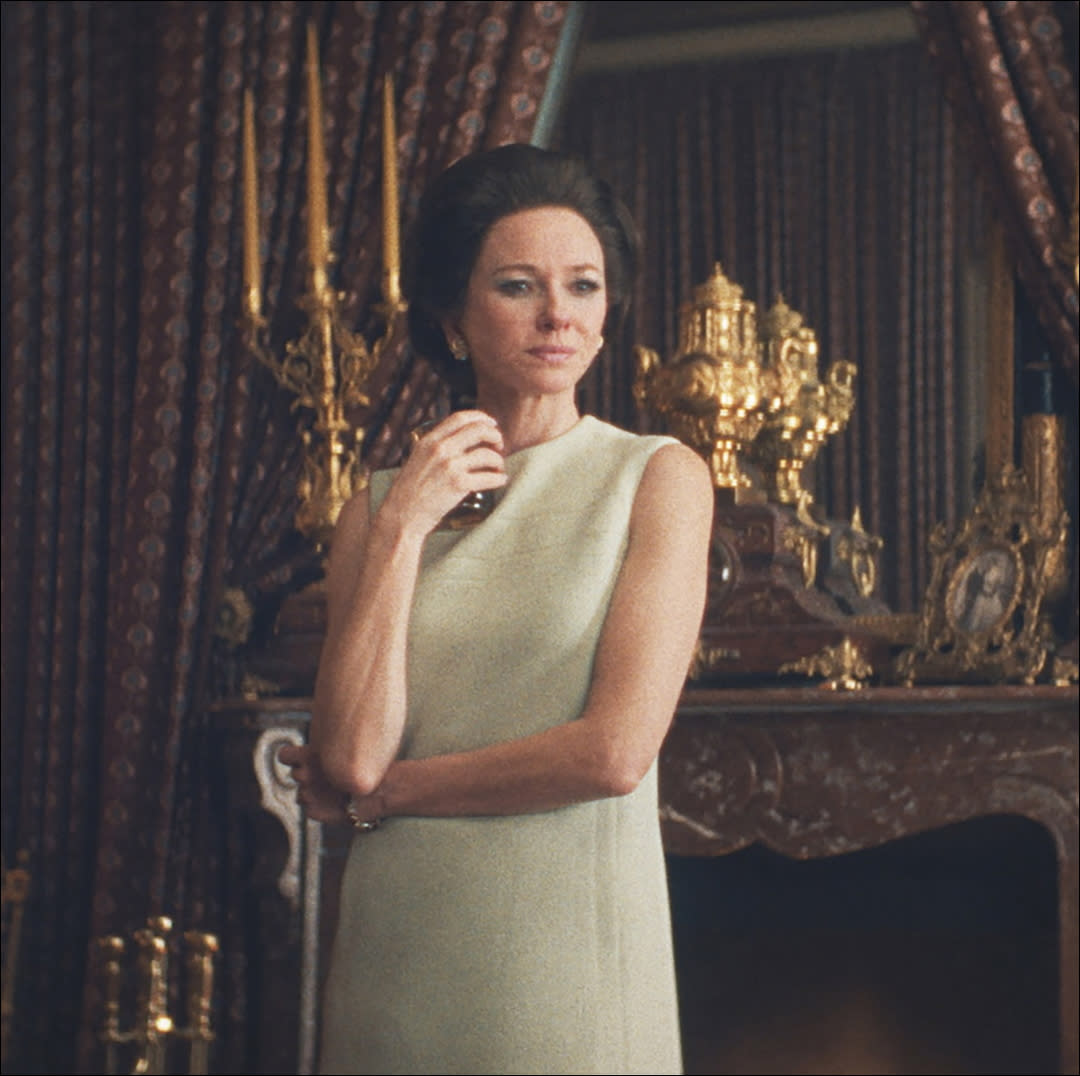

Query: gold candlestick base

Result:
[96,918,219,1076]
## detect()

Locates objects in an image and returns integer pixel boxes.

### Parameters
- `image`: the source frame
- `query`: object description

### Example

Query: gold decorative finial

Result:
[750,294,856,507]
[635,263,775,494]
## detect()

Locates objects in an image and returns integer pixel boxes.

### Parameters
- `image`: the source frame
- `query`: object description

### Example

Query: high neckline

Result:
[503,414,594,465]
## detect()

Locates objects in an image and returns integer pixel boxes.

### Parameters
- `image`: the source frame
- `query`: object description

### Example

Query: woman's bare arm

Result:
[309,411,507,796]
[344,441,713,822]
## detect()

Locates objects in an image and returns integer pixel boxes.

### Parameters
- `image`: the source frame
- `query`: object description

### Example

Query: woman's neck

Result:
[475,392,581,455]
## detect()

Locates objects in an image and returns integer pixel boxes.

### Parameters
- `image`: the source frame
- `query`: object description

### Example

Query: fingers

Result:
[279,743,313,794]
[279,744,346,823]
[395,413,508,526]
[278,742,312,772]
[414,411,506,473]
[429,443,506,490]
[377,411,512,540]
[458,453,510,490]
[303,802,345,824]
[278,743,305,766]
[425,409,500,439]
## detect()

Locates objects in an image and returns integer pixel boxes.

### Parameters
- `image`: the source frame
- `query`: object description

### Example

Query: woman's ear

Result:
[441,320,469,362]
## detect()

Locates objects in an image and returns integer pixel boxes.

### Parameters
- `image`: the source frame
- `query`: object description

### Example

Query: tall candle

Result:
[306,23,329,295]
[382,73,401,306]
[242,89,262,320]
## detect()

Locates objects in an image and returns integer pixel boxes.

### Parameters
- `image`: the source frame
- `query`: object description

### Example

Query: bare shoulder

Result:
[632,440,714,533]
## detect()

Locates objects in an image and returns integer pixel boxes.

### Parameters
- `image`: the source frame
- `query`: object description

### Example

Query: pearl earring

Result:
[449,336,469,362]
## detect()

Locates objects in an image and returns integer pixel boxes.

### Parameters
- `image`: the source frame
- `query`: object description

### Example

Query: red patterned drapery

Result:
[557,42,989,614]
[0,2,569,1072]
[911,0,1079,386]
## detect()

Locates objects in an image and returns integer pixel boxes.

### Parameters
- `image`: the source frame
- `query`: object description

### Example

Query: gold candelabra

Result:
[242,26,405,549]
[96,917,218,1076]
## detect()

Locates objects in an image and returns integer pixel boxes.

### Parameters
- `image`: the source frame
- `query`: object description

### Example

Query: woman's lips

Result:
[527,346,576,361]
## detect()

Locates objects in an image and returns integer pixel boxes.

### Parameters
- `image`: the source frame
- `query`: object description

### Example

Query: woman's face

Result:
[445,206,608,405]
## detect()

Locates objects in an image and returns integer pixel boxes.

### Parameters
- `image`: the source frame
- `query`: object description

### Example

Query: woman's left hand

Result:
[278,743,348,824]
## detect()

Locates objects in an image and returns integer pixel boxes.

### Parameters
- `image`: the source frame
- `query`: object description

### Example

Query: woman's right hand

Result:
[379,410,507,539]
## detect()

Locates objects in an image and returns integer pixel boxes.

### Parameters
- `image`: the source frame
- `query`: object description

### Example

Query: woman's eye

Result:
[570,278,603,295]
[496,279,531,296]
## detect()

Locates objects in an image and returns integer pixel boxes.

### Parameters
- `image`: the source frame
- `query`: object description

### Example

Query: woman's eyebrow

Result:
[490,261,603,274]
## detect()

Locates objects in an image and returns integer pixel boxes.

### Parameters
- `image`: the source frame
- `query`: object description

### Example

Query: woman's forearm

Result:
[375,654,690,820]
[378,714,656,819]
[310,507,425,796]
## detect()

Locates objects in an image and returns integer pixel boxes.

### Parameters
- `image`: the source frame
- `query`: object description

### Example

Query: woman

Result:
[281,144,713,1075]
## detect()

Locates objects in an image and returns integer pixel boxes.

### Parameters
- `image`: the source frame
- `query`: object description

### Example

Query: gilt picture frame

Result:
[896,466,1066,685]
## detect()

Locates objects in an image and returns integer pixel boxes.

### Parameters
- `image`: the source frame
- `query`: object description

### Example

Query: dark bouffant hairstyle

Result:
[403,143,639,399]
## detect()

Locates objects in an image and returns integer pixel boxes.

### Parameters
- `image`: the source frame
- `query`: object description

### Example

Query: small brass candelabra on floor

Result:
[96,917,218,1076]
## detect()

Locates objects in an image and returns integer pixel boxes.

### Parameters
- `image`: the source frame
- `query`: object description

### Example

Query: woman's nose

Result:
[538,291,570,330]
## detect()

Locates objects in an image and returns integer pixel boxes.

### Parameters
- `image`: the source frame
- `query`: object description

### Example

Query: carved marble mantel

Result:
[219,683,1079,1074]
[663,684,1079,1075]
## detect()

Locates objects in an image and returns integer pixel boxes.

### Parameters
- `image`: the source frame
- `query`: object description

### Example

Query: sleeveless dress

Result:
[318,416,683,1076]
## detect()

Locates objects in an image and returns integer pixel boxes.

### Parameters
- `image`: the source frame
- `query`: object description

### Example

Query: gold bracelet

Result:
[345,797,383,832]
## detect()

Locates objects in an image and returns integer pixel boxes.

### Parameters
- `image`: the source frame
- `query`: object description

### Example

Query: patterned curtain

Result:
[557,42,989,614]
[0,2,570,1072]
[911,0,1079,386]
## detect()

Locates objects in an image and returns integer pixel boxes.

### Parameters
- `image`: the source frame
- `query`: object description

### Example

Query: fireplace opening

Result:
[667,814,1059,1075]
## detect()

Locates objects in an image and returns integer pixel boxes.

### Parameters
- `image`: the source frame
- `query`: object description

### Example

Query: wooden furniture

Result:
[218,682,1078,1074]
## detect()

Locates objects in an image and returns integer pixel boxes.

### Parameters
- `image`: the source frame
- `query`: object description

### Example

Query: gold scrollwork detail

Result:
[835,507,883,599]
[779,636,873,690]
[690,640,743,680]
[634,265,777,495]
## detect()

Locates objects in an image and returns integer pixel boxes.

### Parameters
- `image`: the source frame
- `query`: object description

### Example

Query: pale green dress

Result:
[318,416,683,1075]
